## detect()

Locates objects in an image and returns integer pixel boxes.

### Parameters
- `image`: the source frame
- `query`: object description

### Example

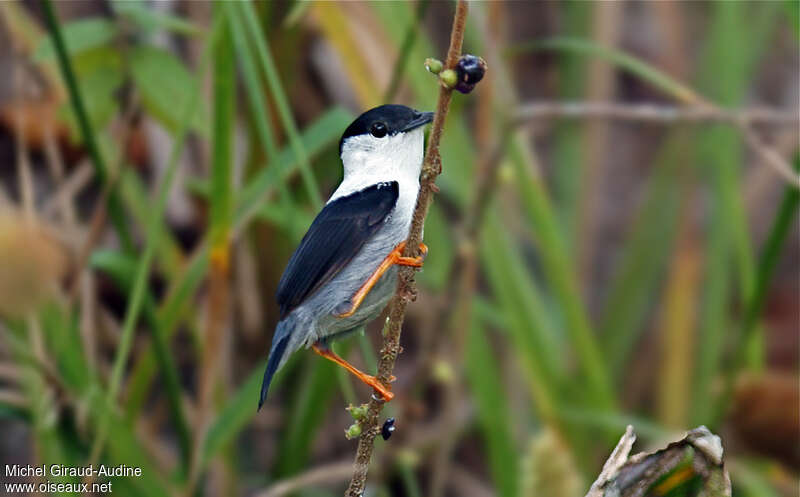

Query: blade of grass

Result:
[655,221,701,429]
[189,6,235,488]
[201,356,302,465]
[14,318,79,488]
[41,0,133,251]
[480,213,564,410]
[124,247,206,417]
[88,33,205,464]
[235,107,353,223]
[551,1,591,248]
[85,391,174,497]
[312,2,382,107]
[706,154,800,426]
[507,140,615,410]
[228,4,278,163]
[506,37,702,105]
[89,250,191,470]
[692,1,780,425]
[383,0,430,102]
[273,352,348,478]
[38,303,91,392]
[465,319,518,497]
[728,459,782,497]
[119,169,184,277]
[739,154,800,357]
[598,134,686,377]
[558,406,671,441]
[236,1,322,208]
[228,5,300,240]
[709,3,780,371]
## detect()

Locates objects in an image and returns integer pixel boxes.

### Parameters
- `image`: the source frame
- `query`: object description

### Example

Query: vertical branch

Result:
[344,2,469,496]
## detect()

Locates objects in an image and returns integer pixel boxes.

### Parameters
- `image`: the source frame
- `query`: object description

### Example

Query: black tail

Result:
[258,320,292,410]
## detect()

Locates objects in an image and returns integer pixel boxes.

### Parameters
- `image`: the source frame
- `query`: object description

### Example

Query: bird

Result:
[258,104,434,410]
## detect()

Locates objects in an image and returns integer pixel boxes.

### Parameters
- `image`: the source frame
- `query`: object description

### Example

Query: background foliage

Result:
[0,1,797,496]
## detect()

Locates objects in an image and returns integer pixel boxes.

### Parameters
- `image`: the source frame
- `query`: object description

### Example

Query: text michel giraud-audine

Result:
[6,464,142,478]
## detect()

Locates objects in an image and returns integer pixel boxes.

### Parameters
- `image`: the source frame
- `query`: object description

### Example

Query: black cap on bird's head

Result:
[339,104,434,155]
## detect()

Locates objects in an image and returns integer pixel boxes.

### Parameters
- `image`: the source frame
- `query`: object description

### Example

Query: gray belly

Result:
[317,264,398,338]
[292,212,409,346]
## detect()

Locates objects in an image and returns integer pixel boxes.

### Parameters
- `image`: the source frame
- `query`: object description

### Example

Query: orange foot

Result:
[312,343,394,401]
[335,242,428,318]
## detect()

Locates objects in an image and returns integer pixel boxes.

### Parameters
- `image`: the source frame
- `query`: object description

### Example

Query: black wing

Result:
[275,181,399,319]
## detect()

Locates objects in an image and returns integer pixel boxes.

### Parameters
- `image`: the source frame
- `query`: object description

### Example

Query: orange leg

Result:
[312,343,395,401]
[335,242,428,318]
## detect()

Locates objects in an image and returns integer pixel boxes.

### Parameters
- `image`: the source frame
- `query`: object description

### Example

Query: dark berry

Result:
[381,417,396,440]
[454,54,487,94]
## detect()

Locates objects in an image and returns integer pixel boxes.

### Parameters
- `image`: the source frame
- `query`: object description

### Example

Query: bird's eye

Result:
[370,122,388,138]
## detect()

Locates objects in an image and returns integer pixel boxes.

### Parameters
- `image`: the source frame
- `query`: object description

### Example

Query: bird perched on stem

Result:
[259,105,434,409]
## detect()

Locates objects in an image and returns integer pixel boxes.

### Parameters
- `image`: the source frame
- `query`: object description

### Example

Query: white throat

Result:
[330,127,425,203]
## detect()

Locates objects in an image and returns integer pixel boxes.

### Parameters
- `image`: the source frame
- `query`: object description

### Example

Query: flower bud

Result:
[425,58,443,74]
[345,423,362,440]
[346,403,369,420]
[439,69,458,89]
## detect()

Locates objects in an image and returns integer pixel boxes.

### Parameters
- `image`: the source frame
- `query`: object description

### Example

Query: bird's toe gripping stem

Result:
[312,343,395,401]
[334,241,428,318]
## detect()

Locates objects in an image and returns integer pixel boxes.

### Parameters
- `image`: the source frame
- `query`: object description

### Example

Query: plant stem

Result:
[40,0,133,251]
[85,19,206,475]
[709,153,800,427]
[344,2,469,495]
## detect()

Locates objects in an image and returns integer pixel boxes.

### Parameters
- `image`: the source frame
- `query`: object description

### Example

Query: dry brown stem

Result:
[257,462,355,497]
[515,101,800,187]
[344,1,469,495]
[515,101,800,126]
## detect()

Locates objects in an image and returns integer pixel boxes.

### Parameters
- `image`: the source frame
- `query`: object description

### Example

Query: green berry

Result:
[439,69,457,89]
[347,403,368,420]
[345,423,362,440]
[425,58,443,74]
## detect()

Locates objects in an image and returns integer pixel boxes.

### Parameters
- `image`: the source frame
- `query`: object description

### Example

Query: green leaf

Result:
[39,304,91,393]
[90,250,192,468]
[274,355,344,477]
[34,18,116,61]
[599,135,685,378]
[113,0,203,36]
[129,45,207,135]
[235,1,323,208]
[89,34,204,466]
[466,319,518,497]
[202,355,297,464]
[209,11,235,249]
[58,47,124,137]
[235,106,354,225]
[41,0,133,251]
[480,213,562,420]
[507,139,615,410]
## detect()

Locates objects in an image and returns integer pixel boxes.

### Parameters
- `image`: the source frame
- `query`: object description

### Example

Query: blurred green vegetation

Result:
[0,1,797,497]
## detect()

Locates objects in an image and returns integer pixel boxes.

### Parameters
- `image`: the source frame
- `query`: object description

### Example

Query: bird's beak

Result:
[401,111,435,132]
